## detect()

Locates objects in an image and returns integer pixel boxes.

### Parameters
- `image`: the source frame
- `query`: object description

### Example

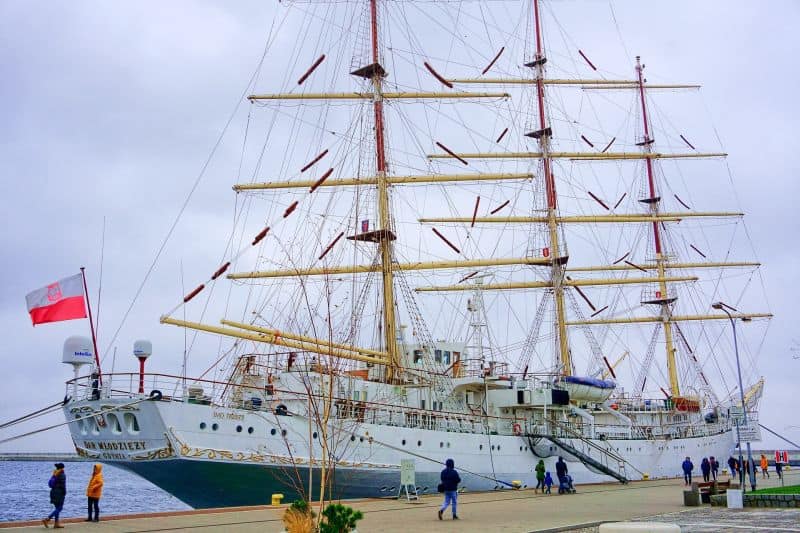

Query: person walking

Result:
[681,456,694,486]
[534,460,546,493]
[760,455,770,479]
[710,456,719,481]
[727,456,738,478]
[776,460,783,480]
[555,456,568,486]
[544,471,554,494]
[700,458,711,482]
[438,458,461,521]
[85,463,104,522]
[43,463,66,529]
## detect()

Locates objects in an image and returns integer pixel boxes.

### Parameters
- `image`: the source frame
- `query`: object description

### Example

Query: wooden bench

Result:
[692,480,732,504]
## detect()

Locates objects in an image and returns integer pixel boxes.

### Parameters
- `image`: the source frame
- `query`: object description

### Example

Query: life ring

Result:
[512,423,522,435]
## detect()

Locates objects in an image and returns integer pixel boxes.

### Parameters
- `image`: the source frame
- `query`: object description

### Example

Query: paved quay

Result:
[2,471,797,532]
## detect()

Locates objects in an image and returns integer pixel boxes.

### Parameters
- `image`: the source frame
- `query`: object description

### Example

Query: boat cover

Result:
[560,375,616,389]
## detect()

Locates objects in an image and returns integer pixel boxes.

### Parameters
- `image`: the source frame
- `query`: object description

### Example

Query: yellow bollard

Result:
[272,493,284,506]
[642,473,650,480]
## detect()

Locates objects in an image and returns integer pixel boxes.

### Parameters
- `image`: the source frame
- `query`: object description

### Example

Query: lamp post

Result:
[712,301,756,492]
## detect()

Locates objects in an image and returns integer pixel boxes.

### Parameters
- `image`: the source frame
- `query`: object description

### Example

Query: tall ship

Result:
[61,0,771,508]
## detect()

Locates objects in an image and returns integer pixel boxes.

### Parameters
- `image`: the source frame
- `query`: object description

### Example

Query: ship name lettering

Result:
[83,440,147,451]
[213,411,244,421]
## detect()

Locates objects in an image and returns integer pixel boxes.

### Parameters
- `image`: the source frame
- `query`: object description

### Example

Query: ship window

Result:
[479,444,483,450]
[107,414,122,435]
[75,415,87,435]
[248,427,254,434]
[434,349,442,363]
[491,445,495,451]
[443,351,451,365]
[497,445,501,451]
[236,425,243,433]
[313,432,318,439]
[351,435,356,442]
[123,413,140,434]
[440,442,444,448]
[271,428,277,436]
[447,442,450,448]
[353,391,360,401]
[420,399,426,410]
[200,422,206,430]
[417,440,422,447]
[212,423,219,431]
[360,436,364,442]
[413,350,423,364]
[402,439,406,446]
[281,429,287,437]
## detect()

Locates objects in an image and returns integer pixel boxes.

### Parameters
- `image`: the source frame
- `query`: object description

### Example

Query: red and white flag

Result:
[25,273,87,326]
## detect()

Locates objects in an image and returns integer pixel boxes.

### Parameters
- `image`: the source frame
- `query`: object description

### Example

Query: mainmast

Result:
[634,56,679,396]
[531,0,571,375]
[366,0,400,380]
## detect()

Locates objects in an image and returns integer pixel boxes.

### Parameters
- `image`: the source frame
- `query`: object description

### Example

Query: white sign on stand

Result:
[398,460,419,501]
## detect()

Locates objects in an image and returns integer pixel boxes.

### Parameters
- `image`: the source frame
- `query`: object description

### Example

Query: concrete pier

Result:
[1,471,797,532]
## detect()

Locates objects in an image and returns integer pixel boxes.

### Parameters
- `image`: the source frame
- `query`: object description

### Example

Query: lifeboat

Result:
[673,396,701,412]
[555,375,616,402]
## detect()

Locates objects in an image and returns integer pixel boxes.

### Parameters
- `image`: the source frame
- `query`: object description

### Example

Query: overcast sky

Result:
[1,0,798,454]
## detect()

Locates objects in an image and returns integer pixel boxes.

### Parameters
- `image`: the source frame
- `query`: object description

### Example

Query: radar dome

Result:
[62,336,94,366]
[134,340,152,359]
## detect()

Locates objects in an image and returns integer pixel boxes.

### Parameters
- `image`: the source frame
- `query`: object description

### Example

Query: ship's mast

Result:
[635,56,679,396]
[532,0,571,375]
[368,0,400,380]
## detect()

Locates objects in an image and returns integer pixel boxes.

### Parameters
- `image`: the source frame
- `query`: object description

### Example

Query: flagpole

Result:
[80,267,103,383]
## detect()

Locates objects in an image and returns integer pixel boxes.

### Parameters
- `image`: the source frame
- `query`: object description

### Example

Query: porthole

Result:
[351,435,356,442]
[417,440,422,447]
[440,442,444,448]
[270,428,277,436]
[281,429,287,437]
[360,436,364,442]
[200,422,207,430]
[313,431,318,439]
[491,445,495,451]
[520,446,523,451]
[212,423,219,431]
[479,444,483,450]
[446,442,450,448]
[248,427,254,434]
[236,425,243,433]
[402,439,406,446]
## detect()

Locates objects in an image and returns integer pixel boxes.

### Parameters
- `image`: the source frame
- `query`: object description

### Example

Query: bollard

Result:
[272,493,284,506]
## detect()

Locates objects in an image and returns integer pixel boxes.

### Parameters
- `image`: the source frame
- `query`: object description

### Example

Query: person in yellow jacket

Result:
[85,464,104,522]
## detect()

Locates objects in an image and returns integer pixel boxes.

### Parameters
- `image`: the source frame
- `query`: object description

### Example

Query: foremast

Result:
[531,0,572,375]
[634,56,679,396]
[366,0,400,381]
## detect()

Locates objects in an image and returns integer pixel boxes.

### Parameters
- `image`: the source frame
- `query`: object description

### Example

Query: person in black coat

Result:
[681,457,694,485]
[438,458,461,521]
[555,456,568,484]
[700,457,711,482]
[43,462,67,529]
[710,456,719,481]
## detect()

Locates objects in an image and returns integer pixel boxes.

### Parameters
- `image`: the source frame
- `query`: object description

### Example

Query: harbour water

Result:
[0,461,190,522]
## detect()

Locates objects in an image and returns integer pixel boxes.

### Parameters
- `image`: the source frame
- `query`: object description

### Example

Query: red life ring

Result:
[512,423,522,435]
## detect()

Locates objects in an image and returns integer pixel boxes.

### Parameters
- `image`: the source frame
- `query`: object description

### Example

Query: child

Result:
[544,471,553,494]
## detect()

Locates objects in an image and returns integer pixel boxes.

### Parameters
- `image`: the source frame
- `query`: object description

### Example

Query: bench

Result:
[685,480,733,505]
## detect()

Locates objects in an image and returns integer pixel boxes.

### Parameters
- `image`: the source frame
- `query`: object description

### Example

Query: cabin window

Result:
[413,350,423,364]
[362,391,367,402]
[443,351,451,365]
[420,399,426,410]
[248,427,254,434]
[236,425,243,433]
[434,349,442,363]
[270,428,277,436]
[353,390,360,401]
[212,423,219,431]
[200,422,207,430]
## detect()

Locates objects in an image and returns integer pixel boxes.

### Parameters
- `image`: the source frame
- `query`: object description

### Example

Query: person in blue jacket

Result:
[682,456,694,485]
[438,458,461,520]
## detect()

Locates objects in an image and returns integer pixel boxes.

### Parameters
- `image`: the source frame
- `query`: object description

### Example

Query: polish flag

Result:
[25,273,87,326]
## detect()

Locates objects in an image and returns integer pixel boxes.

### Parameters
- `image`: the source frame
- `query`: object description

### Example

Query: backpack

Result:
[48,475,56,489]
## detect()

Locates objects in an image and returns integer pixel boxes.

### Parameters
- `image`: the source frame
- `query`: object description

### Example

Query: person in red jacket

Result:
[85,464,104,522]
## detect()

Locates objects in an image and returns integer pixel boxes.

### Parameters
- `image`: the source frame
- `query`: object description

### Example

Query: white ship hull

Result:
[65,397,736,508]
